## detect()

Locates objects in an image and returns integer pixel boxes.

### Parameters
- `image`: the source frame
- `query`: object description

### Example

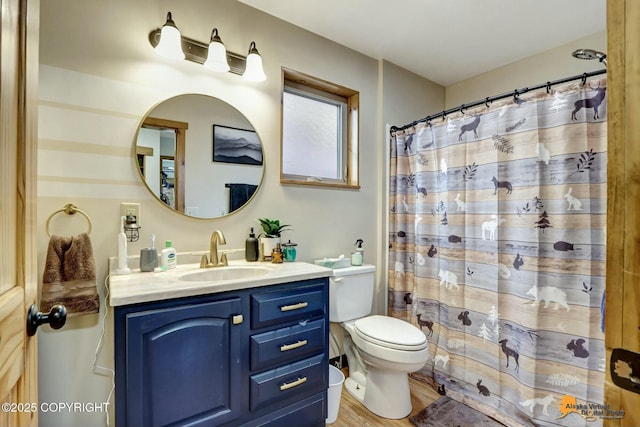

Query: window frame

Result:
[280,68,360,189]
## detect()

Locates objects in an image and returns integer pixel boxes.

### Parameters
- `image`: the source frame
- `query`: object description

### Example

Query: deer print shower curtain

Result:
[388,79,606,427]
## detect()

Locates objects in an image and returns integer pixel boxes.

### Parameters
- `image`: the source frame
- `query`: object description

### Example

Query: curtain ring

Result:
[513,89,520,102]
[546,82,552,93]
[441,111,446,121]
[459,104,465,115]
[426,119,432,127]
[485,97,491,108]
[581,73,588,85]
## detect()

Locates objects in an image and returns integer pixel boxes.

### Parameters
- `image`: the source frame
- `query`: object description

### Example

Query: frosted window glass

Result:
[282,91,341,179]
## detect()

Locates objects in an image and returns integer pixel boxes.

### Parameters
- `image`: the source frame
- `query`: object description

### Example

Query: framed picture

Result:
[213,125,263,165]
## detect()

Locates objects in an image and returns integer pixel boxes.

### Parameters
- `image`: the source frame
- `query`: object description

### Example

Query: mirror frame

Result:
[133,94,264,219]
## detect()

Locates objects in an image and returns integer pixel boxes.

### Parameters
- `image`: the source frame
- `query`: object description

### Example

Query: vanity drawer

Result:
[251,283,326,329]
[249,354,327,411]
[245,394,326,427]
[250,319,325,371]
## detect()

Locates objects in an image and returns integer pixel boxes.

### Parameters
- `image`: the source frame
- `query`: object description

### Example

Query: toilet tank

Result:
[329,264,376,322]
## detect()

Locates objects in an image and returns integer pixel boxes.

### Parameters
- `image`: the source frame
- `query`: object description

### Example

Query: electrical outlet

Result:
[120,203,141,225]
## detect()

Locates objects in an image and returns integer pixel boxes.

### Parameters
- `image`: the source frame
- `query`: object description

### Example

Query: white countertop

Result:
[108,260,333,307]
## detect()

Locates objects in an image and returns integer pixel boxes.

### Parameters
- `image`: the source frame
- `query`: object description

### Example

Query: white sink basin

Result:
[179,265,272,282]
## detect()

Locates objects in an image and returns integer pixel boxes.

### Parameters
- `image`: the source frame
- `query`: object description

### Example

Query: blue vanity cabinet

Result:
[114,277,329,427]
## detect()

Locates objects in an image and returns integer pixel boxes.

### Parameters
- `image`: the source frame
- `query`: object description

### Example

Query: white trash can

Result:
[326,365,345,424]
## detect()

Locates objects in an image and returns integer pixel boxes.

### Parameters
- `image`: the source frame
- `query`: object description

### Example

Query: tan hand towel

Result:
[41,232,99,317]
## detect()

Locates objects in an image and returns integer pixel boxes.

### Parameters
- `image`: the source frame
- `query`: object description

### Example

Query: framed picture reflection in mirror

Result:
[213,125,263,165]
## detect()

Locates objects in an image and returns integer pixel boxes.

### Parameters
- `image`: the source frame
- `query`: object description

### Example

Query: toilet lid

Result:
[354,315,427,351]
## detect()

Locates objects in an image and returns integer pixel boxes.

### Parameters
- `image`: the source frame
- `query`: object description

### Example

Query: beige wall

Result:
[382,60,445,129]
[446,31,606,108]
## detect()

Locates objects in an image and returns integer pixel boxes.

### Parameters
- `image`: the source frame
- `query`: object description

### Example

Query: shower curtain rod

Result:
[390,68,607,133]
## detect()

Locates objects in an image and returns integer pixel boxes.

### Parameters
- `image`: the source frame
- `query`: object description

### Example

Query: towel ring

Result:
[46,204,92,237]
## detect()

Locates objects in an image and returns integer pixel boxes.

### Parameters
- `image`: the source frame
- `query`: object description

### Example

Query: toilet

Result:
[329,265,429,419]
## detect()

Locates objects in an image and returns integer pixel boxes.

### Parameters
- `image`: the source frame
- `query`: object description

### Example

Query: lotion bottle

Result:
[160,240,177,270]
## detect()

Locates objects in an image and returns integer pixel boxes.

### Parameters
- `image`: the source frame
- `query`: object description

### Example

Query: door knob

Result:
[26,304,67,336]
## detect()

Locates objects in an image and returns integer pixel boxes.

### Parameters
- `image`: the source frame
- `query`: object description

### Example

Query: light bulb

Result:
[242,42,266,82]
[155,12,184,60]
[204,29,230,72]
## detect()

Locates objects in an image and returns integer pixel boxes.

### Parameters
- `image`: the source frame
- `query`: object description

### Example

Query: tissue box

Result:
[314,257,351,269]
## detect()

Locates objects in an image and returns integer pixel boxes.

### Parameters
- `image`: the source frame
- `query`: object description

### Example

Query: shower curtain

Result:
[388,79,606,427]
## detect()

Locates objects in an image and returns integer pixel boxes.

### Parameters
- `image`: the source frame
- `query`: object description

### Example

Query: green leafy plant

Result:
[258,218,291,238]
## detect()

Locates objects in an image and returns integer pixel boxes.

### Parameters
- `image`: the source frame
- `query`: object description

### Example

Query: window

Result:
[281,68,359,188]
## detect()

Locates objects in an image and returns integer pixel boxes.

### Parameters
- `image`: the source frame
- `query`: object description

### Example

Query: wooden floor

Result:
[330,374,441,427]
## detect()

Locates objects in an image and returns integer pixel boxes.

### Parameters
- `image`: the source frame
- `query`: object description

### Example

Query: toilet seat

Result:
[354,315,427,351]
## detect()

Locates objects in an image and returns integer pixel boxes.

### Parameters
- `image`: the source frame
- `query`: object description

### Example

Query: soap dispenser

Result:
[245,227,259,262]
[351,239,364,266]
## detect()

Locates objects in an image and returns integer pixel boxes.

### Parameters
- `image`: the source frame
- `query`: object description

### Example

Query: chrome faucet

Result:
[205,230,228,268]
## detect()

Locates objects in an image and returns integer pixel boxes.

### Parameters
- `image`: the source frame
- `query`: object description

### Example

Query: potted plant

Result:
[257,218,291,258]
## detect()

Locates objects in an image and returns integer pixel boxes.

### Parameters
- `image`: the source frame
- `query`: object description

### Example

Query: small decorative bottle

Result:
[282,240,297,262]
[271,243,284,263]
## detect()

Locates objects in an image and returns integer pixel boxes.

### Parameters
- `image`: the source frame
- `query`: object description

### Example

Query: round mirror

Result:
[134,94,264,219]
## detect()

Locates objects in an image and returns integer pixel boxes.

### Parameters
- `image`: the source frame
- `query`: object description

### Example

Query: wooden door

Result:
[605,0,640,426]
[142,117,188,213]
[0,0,39,426]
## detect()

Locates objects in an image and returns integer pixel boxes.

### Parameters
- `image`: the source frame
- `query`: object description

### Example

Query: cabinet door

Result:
[125,298,243,427]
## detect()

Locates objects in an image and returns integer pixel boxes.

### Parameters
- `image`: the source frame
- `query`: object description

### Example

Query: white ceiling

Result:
[238,0,606,86]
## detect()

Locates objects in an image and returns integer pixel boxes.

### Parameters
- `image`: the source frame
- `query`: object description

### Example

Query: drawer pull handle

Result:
[280,376,307,391]
[280,302,308,312]
[280,339,308,352]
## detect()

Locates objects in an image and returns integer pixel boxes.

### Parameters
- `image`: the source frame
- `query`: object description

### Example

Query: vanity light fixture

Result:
[150,12,266,81]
